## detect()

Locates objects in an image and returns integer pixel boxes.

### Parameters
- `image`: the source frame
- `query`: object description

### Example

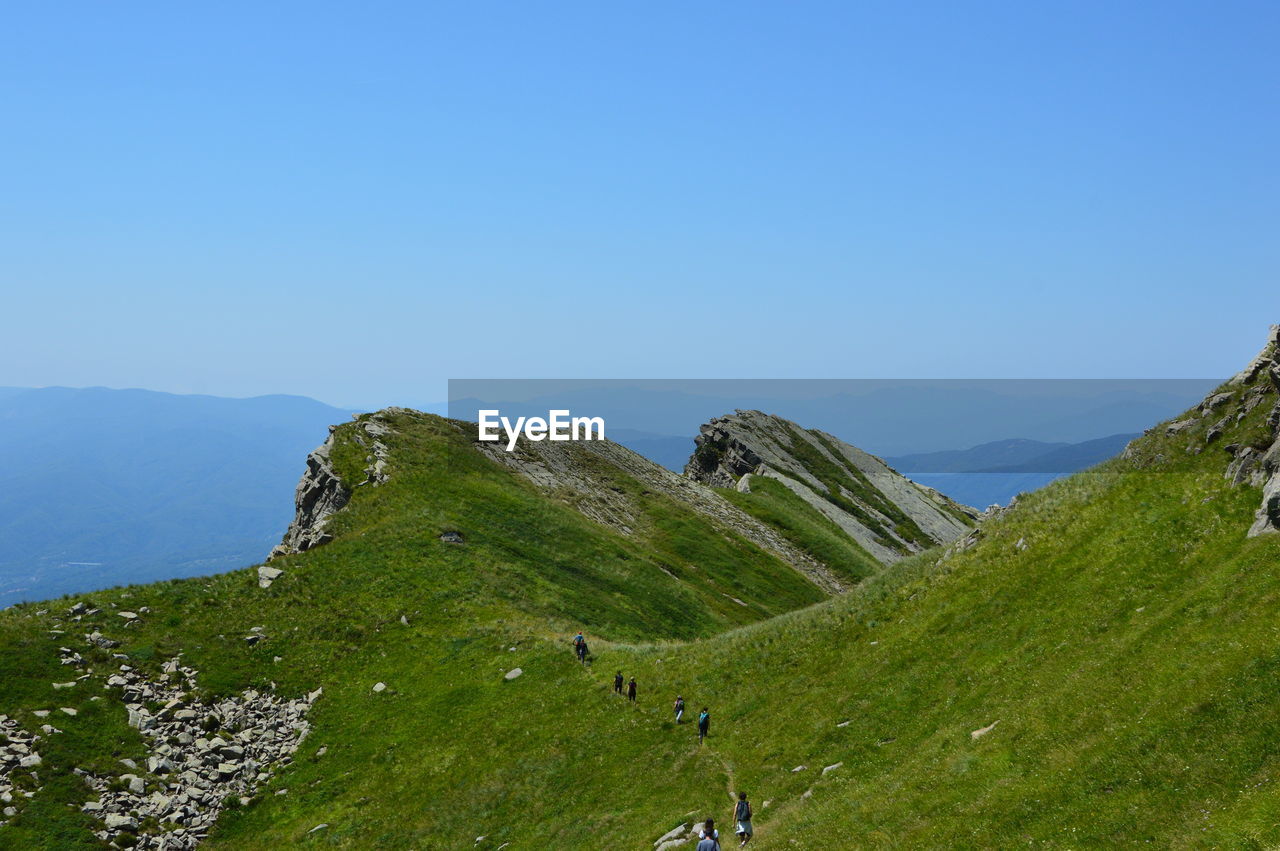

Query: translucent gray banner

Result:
[448,378,1221,508]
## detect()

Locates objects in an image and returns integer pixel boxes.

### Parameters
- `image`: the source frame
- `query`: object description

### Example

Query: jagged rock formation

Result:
[685,410,977,562]
[268,427,349,559]
[477,434,850,594]
[1224,325,1280,536]
[269,411,399,561]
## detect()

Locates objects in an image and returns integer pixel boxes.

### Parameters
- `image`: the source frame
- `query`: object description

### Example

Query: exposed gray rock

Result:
[1218,326,1280,537]
[0,711,43,824]
[1248,444,1280,537]
[269,427,351,559]
[1229,324,1280,386]
[685,411,976,563]
[257,565,284,589]
[504,669,523,681]
[66,632,320,849]
[654,823,690,846]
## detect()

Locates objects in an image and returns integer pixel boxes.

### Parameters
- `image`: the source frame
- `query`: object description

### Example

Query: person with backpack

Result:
[673,695,685,723]
[627,676,637,702]
[572,631,587,664]
[732,792,753,846]
[697,707,710,743]
[614,671,624,694]
[696,818,720,851]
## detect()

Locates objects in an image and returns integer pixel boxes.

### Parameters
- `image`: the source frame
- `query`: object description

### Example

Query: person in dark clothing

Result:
[697,707,710,743]
[627,677,637,702]
[614,671,624,694]
[673,695,685,723]
[572,631,586,662]
[732,792,753,846]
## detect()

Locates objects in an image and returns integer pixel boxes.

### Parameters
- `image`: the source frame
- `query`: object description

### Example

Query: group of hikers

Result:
[572,631,753,847]
[692,795,755,849]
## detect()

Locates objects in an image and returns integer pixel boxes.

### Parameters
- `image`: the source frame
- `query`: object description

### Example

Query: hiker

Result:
[732,792,753,847]
[698,707,710,743]
[696,818,720,851]
[614,671,624,694]
[627,676,637,702]
[572,631,587,663]
[673,695,685,723]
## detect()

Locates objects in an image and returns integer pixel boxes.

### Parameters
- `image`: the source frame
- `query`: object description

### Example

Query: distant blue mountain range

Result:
[0,387,351,605]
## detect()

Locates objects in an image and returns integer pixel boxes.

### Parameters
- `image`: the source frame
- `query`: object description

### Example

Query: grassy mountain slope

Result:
[0,411,874,849]
[4,341,1280,848]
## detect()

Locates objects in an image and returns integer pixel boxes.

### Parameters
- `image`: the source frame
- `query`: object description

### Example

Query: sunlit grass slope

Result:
[4,372,1280,848]
[0,411,871,849]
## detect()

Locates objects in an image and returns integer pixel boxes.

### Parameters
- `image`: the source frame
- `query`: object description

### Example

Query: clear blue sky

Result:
[2,2,1277,409]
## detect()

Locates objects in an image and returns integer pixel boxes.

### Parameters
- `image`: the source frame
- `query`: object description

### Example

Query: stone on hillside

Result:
[104,813,139,830]
[971,719,1000,739]
[654,823,690,846]
[258,565,284,588]
[822,761,843,775]
[309,823,329,833]
[1202,392,1233,412]
[372,682,387,693]
[736,473,752,493]
[791,765,807,772]
[119,611,138,620]
[440,531,464,543]
[59,707,77,716]
[504,668,523,680]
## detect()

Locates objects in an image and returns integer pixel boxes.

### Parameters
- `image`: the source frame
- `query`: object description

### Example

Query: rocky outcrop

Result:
[685,411,977,562]
[52,621,319,849]
[1215,325,1280,537]
[269,427,349,559]
[0,716,42,825]
[269,411,401,561]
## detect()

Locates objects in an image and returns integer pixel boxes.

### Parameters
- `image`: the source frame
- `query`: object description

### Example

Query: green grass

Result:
[3,382,1280,848]
[721,475,882,585]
